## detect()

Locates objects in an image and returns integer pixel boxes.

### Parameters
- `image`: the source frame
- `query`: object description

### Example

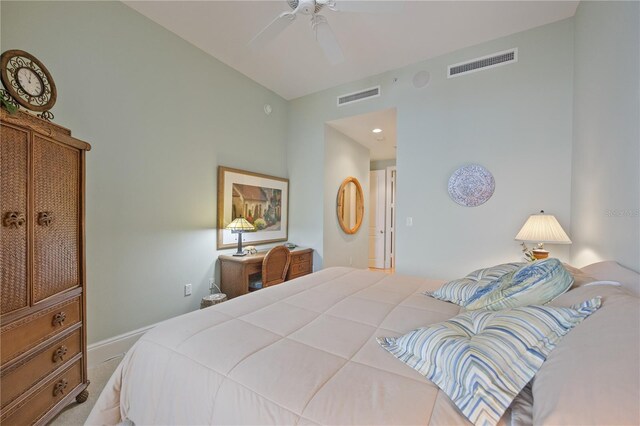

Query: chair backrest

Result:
[262,246,291,288]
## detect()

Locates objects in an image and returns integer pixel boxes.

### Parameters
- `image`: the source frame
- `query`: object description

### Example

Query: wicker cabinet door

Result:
[32,135,80,302]
[0,124,30,315]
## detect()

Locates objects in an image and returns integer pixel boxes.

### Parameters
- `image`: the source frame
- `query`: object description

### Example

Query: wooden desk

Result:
[219,247,313,299]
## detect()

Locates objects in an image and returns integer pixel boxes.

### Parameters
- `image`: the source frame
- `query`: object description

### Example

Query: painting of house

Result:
[232,183,282,231]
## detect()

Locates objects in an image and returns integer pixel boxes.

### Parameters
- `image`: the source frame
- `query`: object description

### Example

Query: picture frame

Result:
[217,166,289,249]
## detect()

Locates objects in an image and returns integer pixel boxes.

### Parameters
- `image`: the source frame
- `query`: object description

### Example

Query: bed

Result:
[86,265,640,425]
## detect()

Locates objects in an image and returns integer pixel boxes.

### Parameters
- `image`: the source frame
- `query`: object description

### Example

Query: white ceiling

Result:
[328,108,397,161]
[124,1,579,100]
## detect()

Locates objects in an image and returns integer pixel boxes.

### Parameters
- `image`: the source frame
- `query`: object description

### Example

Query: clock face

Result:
[16,67,44,97]
[0,50,56,112]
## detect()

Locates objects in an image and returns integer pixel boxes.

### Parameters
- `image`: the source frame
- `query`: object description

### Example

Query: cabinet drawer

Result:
[1,298,81,365]
[0,359,83,425]
[246,263,262,275]
[291,252,311,265]
[1,329,82,407]
[288,262,311,277]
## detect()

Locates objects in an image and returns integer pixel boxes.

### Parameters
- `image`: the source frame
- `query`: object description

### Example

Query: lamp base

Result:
[532,249,549,260]
[233,252,247,257]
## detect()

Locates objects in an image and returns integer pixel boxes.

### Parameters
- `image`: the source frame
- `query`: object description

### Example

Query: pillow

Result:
[378,298,601,426]
[533,284,640,425]
[464,258,574,310]
[581,260,640,297]
[426,262,523,305]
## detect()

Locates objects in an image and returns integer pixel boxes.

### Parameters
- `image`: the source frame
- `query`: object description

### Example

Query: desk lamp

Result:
[226,217,255,256]
[515,210,571,259]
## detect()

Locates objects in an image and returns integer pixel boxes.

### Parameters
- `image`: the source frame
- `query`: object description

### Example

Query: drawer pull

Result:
[52,345,68,362]
[37,211,54,227]
[53,379,68,397]
[52,312,66,326]
[3,212,25,228]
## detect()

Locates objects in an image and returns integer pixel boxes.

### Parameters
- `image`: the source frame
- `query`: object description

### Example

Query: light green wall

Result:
[570,1,640,272]
[1,1,289,343]
[323,126,370,268]
[289,19,574,278]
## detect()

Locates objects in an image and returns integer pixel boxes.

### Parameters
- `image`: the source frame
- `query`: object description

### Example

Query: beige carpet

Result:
[49,355,123,425]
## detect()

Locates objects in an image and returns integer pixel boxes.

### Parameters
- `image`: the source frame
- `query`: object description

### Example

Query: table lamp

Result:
[226,217,255,256]
[515,210,571,259]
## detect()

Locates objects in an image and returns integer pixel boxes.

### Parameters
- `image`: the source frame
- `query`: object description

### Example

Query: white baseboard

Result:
[87,323,157,368]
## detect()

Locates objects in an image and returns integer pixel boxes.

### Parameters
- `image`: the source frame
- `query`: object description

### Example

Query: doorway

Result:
[368,165,396,271]
[325,107,397,272]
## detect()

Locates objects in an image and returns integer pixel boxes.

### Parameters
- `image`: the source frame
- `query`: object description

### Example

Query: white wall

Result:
[1,1,289,343]
[289,19,574,279]
[570,1,640,271]
[370,159,397,171]
[323,126,370,268]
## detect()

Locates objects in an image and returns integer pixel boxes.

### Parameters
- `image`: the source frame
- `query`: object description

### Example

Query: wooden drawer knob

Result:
[52,345,68,363]
[53,379,68,397]
[37,211,54,226]
[52,312,66,326]
[3,212,25,228]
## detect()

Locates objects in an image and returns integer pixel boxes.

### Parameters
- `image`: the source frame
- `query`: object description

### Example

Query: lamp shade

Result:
[515,211,571,244]
[226,217,255,232]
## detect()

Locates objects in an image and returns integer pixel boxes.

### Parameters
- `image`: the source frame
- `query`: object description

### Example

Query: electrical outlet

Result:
[209,278,215,290]
[184,283,192,296]
[406,217,413,227]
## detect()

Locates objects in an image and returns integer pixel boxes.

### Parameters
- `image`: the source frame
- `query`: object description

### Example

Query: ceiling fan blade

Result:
[313,15,344,65]
[249,11,296,51]
[326,1,404,14]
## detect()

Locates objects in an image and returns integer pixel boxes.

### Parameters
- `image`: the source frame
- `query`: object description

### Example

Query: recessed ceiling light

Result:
[372,128,382,134]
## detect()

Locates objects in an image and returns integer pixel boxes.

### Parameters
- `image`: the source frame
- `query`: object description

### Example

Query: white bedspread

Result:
[87,267,498,425]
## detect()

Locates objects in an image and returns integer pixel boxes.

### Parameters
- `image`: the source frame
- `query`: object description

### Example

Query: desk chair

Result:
[249,246,291,291]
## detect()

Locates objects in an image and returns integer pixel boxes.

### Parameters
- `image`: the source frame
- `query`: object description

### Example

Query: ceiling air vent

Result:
[448,48,518,78]
[337,86,380,107]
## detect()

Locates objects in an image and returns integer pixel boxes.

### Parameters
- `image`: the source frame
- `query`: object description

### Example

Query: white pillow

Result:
[534,284,640,425]
[581,261,640,297]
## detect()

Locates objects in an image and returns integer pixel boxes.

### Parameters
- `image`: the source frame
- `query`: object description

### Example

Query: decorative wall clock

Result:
[448,164,495,207]
[1,50,56,119]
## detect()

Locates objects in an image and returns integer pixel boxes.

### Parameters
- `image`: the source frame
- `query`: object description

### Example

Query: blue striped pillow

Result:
[427,262,524,305]
[378,298,601,426]
[465,258,573,311]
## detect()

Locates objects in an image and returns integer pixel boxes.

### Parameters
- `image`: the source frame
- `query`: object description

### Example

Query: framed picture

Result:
[217,166,289,249]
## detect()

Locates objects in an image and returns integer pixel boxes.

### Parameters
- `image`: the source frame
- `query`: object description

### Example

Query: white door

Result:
[369,170,386,268]
[385,167,397,269]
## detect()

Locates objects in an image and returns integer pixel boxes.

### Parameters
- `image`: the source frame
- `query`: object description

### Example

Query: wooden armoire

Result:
[0,108,91,425]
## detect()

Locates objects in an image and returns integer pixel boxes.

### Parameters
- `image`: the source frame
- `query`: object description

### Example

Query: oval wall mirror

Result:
[337,177,364,234]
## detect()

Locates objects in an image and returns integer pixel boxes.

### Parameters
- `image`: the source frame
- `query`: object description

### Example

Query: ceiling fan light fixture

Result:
[289,0,324,15]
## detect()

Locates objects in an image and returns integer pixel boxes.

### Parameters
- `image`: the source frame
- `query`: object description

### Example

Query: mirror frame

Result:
[336,176,364,235]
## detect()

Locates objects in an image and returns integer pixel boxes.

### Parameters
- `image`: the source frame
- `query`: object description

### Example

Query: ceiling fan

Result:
[249,0,401,65]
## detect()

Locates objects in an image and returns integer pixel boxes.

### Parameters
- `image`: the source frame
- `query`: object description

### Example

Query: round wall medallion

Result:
[448,164,495,207]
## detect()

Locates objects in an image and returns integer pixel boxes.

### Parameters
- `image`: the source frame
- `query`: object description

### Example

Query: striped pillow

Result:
[427,262,524,305]
[465,258,573,311]
[378,298,601,426]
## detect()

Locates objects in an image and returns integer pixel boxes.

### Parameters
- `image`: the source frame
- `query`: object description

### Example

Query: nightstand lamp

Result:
[515,210,571,259]
[226,217,255,256]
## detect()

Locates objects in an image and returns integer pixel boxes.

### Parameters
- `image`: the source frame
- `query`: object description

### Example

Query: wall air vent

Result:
[337,86,380,107]
[448,48,518,78]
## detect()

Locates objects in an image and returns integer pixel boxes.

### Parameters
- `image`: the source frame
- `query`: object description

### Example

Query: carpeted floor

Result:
[49,355,123,425]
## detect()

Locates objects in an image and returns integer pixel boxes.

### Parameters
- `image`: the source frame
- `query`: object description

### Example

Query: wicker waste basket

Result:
[200,293,228,309]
